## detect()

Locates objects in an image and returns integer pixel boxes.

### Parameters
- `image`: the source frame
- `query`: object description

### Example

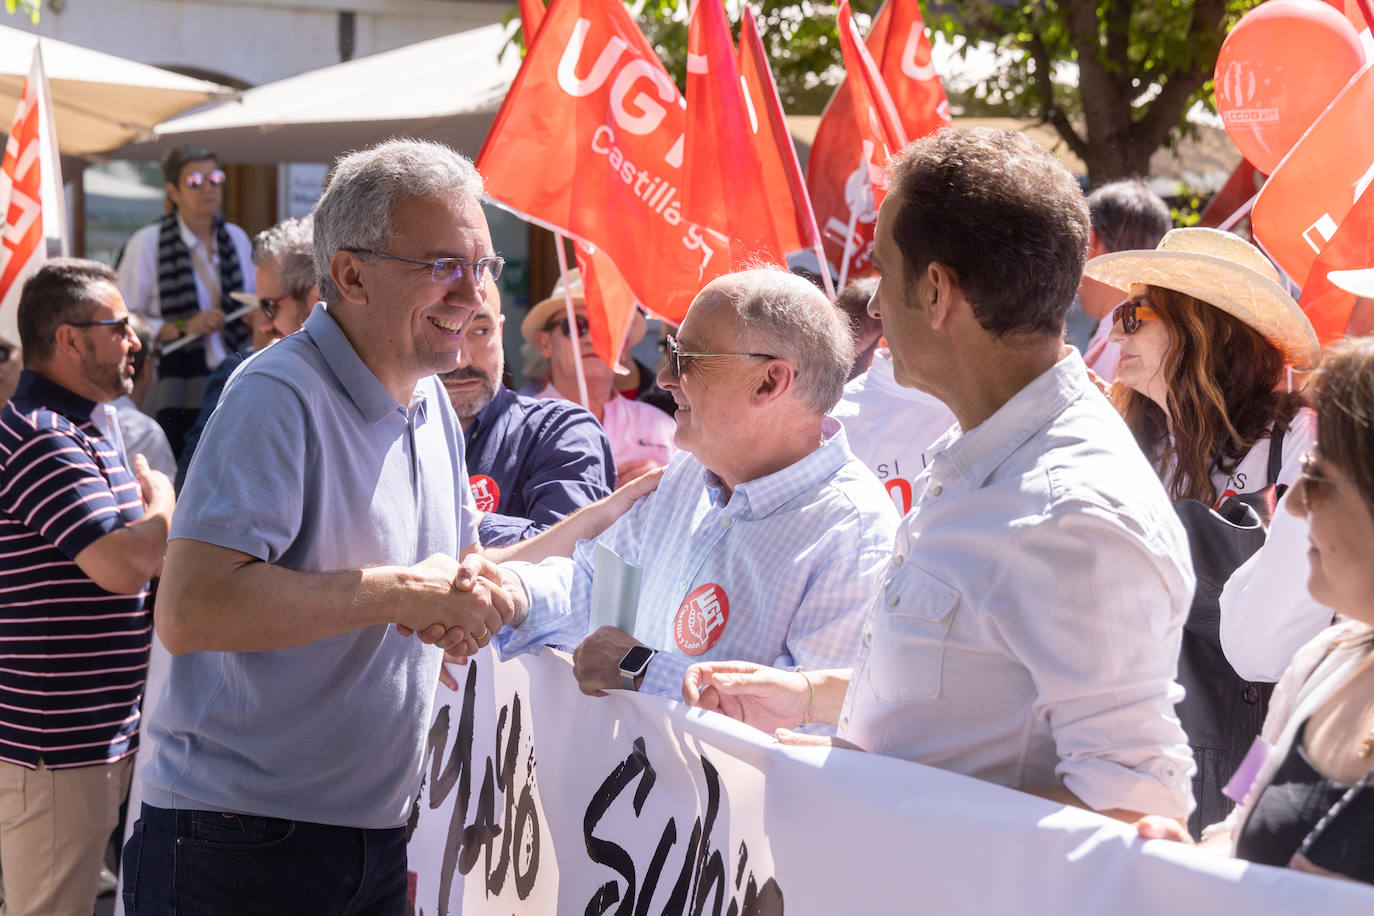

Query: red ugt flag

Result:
[0,46,62,343]
[518,0,546,42]
[867,0,951,140]
[1252,63,1374,299]
[807,0,921,283]
[737,7,825,265]
[683,0,784,269]
[1297,182,1374,343]
[476,0,731,324]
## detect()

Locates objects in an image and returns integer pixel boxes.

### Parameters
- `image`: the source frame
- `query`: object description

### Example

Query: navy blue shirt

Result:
[0,372,150,769]
[464,386,615,547]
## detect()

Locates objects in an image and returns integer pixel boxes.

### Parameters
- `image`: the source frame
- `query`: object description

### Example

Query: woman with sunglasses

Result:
[114,144,255,459]
[1137,337,1374,885]
[1084,227,1322,835]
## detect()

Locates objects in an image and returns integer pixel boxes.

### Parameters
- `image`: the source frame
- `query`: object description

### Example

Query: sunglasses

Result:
[546,315,591,339]
[258,295,288,321]
[1296,452,1332,511]
[183,169,226,189]
[44,316,131,344]
[1112,298,1162,335]
[664,335,781,381]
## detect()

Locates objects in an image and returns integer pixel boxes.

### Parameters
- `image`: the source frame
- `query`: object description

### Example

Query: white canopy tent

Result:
[0,23,237,157]
[112,24,520,165]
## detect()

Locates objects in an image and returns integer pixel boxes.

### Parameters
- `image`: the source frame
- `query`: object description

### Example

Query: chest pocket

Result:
[865,563,959,701]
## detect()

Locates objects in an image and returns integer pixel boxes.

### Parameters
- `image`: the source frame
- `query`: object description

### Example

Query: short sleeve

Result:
[170,371,307,561]
[0,429,127,560]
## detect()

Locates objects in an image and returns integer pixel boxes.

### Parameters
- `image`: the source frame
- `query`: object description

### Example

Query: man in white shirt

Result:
[1077,180,1172,382]
[686,128,1196,822]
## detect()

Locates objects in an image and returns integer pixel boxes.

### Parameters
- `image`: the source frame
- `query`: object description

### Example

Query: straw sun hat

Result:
[1084,227,1320,371]
[520,269,647,349]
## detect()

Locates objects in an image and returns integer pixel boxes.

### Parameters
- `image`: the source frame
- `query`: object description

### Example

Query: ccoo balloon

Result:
[1215,0,1365,174]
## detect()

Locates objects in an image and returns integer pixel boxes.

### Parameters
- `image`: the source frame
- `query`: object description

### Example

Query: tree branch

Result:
[1027,32,1090,163]
[1132,0,1230,151]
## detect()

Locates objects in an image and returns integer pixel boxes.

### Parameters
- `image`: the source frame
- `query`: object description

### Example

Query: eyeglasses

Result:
[545,315,591,339]
[183,169,226,189]
[1112,297,1162,335]
[343,248,504,286]
[1296,452,1332,511]
[44,316,131,344]
[665,335,782,381]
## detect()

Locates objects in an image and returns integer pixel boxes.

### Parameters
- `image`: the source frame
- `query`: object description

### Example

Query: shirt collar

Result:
[701,417,849,517]
[13,371,100,424]
[177,214,207,254]
[302,304,422,424]
[939,350,1093,488]
[468,385,516,437]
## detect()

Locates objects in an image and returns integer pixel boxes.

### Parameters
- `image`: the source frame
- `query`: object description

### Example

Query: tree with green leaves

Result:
[614,0,1256,186]
[4,0,41,24]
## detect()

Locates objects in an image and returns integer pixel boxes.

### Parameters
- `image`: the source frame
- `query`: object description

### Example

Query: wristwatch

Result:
[618,645,657,691]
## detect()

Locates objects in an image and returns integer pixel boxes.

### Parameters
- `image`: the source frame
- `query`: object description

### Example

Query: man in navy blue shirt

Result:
[443,280,615,547]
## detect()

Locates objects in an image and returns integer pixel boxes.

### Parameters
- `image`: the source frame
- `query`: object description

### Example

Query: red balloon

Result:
[1215,0,1365,174]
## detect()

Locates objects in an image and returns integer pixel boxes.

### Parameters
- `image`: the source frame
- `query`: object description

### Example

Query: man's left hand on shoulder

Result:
[573,626,646,696]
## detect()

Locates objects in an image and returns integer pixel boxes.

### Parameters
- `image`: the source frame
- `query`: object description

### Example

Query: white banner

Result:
[407,648,1374,915]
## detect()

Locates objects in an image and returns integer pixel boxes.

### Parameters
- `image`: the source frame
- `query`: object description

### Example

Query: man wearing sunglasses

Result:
[0,260,176,916]
[116,144,255,459]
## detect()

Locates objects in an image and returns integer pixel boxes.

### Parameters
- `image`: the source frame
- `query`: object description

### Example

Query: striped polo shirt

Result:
[0,371,151,769]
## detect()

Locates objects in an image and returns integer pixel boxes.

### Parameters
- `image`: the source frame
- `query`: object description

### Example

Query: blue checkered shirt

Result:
[499,421,900,697]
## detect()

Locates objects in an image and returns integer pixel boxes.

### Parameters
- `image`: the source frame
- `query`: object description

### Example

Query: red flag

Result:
[1196,159,1264,229]
[867,0,951,141]
[518,0,546,44]
[1252,63,1374,289]
[1298,182,1374,343]
[736,7,826,271]
[1,45,64,343]
[476,0,730,324]
[806,1,917,284]
[574,241,639,369]
[683,0,784,268]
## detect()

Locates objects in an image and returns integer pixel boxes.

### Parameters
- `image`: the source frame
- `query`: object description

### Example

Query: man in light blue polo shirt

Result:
[123,140,537,913]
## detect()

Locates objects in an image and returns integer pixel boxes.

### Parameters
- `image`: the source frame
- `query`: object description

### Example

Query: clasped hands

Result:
[394,552,520,659]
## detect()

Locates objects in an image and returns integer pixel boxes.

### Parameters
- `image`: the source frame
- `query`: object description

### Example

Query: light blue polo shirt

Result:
[142,305,478,830]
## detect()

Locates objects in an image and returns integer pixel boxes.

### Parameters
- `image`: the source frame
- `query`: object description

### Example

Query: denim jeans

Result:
[122,803,408,915]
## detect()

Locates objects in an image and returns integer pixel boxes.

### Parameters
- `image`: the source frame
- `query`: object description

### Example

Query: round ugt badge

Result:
[674,583,730,656]
[468,475,500,513]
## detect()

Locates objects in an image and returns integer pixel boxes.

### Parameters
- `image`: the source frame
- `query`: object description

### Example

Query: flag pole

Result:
[1217,190,1261,232]
[553,231,590,410]
[32,44,69,257]
[836,199,862,292]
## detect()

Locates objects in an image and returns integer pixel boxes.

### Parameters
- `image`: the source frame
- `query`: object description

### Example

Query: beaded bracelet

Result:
[793,666,815,728]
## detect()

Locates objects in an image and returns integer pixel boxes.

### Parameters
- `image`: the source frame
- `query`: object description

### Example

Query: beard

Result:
[79,343,133,401]
[440,366,498,421]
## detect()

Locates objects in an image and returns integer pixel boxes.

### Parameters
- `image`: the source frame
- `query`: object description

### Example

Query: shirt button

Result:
[839,716,849,729]
[863,630,872,647]
[678,581,687,590]
[930,483,943,497]
[1242,686,1261,704]
[888,596,899,607]
[893,555,904,567]
[720,517,731,527]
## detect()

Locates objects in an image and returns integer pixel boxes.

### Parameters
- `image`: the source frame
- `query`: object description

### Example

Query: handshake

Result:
[394,552,525,659]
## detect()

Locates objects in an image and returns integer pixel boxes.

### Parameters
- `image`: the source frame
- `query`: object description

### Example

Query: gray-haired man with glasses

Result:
[124,139,636,912]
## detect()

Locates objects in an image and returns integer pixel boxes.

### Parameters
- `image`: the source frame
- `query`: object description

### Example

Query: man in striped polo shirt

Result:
[0,259,175,916]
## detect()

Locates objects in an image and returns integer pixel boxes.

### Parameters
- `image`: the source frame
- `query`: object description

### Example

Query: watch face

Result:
[620,645,656,673]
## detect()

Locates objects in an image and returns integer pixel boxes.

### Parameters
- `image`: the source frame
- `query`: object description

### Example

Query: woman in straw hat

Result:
[1137,337,1374,886]
[1085,227,1322,836]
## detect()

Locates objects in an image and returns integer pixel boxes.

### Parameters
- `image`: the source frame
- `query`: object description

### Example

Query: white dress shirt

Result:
[116,215,255,371]
[831,349,956,515]
[840,351,1197,818]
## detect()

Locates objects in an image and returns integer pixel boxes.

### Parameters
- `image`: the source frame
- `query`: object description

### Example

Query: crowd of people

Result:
[0,126,1370,913]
